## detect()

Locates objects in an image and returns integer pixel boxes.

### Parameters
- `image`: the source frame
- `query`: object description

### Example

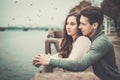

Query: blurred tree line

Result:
[69,1,91,14]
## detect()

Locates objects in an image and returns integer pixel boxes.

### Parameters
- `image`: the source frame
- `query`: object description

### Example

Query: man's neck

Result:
[89,30,96,38]
[90,27,102,41]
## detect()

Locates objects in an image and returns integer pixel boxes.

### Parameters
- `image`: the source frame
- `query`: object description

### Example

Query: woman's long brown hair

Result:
[58,13,82,58]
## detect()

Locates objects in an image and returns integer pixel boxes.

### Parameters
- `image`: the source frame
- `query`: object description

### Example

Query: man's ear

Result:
[93,22,99,29]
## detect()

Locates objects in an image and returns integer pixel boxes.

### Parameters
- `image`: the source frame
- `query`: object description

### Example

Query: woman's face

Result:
[66,16,78,37]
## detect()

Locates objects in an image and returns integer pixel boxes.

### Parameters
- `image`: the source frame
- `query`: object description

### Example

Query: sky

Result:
[0,0,81,27]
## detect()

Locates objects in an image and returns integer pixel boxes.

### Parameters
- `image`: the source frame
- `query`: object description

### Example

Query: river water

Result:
[0,30,48,80]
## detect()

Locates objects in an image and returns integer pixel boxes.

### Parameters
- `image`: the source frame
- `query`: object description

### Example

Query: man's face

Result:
[79,15,95,37]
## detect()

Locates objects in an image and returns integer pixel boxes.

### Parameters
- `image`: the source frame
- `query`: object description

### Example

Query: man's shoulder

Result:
[92,34,113,48]
[94,34,109,42]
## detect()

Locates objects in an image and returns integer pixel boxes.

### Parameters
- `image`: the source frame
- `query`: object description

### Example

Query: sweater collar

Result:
[90,26,104,42]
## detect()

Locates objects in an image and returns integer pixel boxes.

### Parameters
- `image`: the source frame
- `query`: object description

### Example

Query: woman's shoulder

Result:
[74,36,91,46]
[76,36,91,42]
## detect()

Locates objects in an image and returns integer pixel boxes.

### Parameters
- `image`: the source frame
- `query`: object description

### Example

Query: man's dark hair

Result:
[80,6,103,27]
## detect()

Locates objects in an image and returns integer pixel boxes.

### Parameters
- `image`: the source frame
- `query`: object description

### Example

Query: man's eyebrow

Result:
[80,22,85,25]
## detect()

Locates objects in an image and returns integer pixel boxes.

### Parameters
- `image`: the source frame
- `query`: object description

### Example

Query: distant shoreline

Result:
[0,27,62,31]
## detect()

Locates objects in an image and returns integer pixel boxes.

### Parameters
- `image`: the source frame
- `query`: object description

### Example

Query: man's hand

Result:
[32,54,50,67]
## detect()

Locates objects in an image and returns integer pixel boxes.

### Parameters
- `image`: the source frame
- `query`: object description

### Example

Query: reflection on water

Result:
[0,31,48,80]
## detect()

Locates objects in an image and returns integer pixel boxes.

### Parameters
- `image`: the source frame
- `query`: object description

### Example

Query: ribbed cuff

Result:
[49,58,60,67]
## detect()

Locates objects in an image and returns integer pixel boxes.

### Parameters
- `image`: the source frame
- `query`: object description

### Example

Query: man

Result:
[33,6,120,80]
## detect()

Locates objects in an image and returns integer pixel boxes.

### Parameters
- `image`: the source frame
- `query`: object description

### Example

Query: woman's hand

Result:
[32,54,50,67]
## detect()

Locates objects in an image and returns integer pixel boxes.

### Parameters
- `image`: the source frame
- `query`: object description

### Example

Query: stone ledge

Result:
[34,72,101,80]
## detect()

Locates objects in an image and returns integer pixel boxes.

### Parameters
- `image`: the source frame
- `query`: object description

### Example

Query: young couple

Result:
[32,6,120,80]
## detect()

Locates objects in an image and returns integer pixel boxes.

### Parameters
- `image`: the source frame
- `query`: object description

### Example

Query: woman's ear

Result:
[93,22,99,29]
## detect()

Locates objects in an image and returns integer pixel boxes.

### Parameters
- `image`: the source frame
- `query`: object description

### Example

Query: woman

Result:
[32,13,91,72]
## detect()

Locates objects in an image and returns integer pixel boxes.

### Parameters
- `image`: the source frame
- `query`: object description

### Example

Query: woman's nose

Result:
[66,25,70,29]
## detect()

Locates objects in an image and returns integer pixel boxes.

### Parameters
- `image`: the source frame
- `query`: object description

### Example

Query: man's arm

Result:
[49,38,109,71]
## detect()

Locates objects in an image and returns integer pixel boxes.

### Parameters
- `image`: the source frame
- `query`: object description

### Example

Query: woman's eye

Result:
[71,22,75,25]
